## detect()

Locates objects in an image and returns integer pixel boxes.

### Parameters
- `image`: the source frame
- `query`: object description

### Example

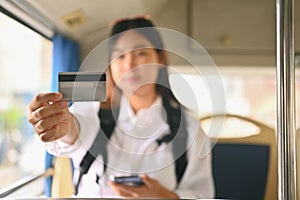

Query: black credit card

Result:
[59,72,106,101]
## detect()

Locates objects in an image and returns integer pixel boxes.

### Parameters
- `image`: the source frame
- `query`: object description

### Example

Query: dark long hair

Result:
[108,17,179,104]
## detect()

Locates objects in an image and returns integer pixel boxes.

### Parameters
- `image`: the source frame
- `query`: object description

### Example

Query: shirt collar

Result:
[118,95,163,122]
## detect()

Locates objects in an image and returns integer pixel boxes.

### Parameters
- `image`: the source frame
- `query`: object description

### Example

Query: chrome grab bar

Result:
[0,168,54,198]
[276,0,297,199]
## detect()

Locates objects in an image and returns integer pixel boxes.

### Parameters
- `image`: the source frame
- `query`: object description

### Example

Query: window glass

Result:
[171,66,300,136]
[0,12,52,196]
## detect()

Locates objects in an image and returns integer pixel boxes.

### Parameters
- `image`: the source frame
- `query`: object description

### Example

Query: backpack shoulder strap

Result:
[161,97,188,185]
[75,108,119,194]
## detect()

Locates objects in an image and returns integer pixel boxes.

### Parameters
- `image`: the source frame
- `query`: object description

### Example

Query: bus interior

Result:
[0,0,299,199]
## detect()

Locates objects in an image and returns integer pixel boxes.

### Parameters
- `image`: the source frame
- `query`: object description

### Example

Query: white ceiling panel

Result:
[24,0,168,41]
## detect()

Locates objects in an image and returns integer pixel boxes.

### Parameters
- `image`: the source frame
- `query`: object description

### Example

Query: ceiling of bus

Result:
[24,0,169,41]
[4,0,299,66]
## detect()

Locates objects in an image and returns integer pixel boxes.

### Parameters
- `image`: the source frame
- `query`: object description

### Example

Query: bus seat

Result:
[51,156,74,197]
[200,114,277,200]
[45,154,74,197]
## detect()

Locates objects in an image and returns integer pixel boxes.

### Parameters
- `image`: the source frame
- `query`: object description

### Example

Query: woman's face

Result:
[110,30,163,96]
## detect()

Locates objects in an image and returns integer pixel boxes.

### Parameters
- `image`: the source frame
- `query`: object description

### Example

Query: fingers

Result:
[112,189,134,198]
[34,110,68,134]
[28,92,72,142]
[39,125,60,142]
[29,93,62,112]
[109,175,177,199]
[108,181,139,198]
[37,111,75,142]
[28,92,66,125]
[141,174,156,188]
[38,122,70,142]
[29,101,68,125]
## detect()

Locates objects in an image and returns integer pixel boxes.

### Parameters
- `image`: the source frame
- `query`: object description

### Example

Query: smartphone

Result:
[109,175,144,186]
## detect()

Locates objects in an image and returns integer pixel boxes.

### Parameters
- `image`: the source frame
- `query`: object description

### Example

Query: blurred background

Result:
[0,0,299,197]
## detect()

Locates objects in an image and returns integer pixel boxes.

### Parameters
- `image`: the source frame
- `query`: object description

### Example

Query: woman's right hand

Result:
[28,92,78,143]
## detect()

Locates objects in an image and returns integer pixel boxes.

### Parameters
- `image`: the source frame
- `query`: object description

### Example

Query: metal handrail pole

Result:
[0,168,54,198]
[276,0,296,199]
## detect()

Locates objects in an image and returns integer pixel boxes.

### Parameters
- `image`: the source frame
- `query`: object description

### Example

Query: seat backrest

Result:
[200,114,277,200]
[44,153,74,197]
[51,156,74,197]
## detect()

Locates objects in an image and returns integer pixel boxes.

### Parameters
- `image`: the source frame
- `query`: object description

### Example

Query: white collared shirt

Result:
[45,95,214,198]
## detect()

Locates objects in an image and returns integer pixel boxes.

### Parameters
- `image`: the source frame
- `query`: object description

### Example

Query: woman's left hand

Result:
[108,174,179,199]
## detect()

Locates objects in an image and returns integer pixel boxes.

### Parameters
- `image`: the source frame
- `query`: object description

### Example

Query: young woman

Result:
[28,17,214,198]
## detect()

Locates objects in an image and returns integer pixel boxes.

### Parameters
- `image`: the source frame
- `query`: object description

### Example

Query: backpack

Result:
[75,96,188,195]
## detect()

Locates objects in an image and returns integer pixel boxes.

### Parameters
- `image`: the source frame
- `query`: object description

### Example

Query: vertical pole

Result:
[276,0,296,199]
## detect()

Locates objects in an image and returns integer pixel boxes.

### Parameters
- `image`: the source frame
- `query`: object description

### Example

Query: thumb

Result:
[141,174,153,188]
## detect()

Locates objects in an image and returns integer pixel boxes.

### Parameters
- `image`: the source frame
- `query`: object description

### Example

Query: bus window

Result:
[0,11,52,196]
[171,66,300,137]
